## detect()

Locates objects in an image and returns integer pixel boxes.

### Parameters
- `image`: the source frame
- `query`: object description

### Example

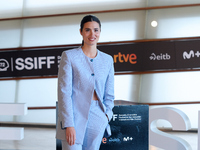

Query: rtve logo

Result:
[113,52,137,64]
[149,53,171,61]
[183,50,200,59]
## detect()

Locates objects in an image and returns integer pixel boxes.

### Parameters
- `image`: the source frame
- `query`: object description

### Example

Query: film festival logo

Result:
[0,59,9,71]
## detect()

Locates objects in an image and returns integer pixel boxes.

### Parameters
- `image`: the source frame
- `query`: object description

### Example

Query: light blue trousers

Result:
[62,100,108,150]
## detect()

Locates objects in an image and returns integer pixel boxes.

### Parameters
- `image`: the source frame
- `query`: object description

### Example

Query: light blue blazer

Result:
[56,47,115,144]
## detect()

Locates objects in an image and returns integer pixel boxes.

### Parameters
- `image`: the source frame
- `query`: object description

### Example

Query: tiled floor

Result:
[0,127,198,150]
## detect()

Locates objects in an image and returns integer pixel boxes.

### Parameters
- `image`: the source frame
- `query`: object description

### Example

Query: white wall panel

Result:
[1,0,200,126]
[0,21,22,48]
[0,80,17,103]
[17,78,57,107]
[22,11,145,47]
[23,0,146,16]
[15,109,56,124]
[148,0,200,6]
[146,6,200,39]
[100,11,146,42]
[22,16,82,47]
[114,74,141,102]
[0,0,23,18]
[140,71,200,102]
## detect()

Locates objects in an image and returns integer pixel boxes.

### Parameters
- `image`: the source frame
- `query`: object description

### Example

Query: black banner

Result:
[56,104,149,150]
[0,39,200,78]
[0,47,74,78]
[100,105,149,150]
[175,40,200,69]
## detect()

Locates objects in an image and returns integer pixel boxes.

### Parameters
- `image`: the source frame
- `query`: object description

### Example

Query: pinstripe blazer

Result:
[56,47,115,144]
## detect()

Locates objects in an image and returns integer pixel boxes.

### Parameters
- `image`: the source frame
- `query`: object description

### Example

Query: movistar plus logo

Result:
[183,50,200,59]
[149,53,171,60]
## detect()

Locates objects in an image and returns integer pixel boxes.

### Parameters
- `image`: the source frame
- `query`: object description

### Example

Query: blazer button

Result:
[91,73,94,76]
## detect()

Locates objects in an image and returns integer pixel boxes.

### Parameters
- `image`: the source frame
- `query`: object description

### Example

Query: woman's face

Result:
[80,21,101,47]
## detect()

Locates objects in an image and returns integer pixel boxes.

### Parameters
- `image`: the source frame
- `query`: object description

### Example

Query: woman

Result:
[56,15,115,150]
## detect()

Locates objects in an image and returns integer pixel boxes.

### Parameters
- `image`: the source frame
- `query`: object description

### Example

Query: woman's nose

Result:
[90,30,95,36]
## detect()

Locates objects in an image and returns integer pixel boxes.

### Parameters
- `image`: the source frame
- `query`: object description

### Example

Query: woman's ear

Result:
[79,29,82,36]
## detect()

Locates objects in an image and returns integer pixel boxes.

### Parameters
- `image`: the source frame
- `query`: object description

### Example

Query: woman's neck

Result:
[82,45,97,58]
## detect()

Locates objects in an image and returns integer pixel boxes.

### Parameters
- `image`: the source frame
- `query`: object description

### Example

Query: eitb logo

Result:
[0,59,9,71]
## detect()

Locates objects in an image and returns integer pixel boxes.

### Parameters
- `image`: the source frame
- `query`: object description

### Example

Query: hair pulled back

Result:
[80,15,101,32]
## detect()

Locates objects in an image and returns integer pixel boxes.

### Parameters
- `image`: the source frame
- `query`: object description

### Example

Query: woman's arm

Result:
[58,51,74,128]
[104,58,115,121]
[58,51,77,145]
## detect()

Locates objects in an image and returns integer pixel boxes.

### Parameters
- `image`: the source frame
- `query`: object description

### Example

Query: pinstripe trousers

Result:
[62,100,108,150]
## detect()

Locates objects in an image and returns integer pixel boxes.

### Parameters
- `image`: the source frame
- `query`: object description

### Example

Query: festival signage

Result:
[100,105,149,150]
[175,40,200,69]
[0,47,72,78]
[56,104,149,150]
[140,41,176,71]
[0,39,200,79]
[98,43,143,72]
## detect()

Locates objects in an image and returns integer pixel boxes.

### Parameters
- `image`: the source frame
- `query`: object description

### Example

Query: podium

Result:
[56,101,149,150]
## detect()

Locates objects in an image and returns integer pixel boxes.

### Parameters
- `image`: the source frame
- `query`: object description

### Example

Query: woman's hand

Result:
[66,127,76,146]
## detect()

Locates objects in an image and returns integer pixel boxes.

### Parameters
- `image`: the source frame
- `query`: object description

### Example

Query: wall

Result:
[0,0,200,129]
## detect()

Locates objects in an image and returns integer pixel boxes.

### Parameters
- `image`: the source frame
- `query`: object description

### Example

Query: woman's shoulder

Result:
[63,47,81,55]
[98,50,113,61]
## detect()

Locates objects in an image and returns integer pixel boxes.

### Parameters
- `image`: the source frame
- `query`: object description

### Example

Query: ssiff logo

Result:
[0,59,9,71]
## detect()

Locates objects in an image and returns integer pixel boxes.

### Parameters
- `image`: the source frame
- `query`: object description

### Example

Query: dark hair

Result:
[80,15,101,32]
[80,15,101,46]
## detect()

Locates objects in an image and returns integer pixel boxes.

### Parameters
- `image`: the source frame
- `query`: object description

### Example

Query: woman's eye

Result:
[95,29,99,32]
[85,29,90,32]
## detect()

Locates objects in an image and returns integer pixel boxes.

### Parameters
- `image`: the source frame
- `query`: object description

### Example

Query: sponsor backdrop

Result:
[0,39,200,79]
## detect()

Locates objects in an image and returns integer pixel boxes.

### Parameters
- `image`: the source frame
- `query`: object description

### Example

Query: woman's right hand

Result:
[66,127,76,146]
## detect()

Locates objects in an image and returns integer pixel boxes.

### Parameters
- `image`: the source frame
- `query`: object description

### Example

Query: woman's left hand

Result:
[66,127,76,146]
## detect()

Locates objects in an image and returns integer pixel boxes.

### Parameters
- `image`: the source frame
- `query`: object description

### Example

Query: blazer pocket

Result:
[60,121,66,130]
